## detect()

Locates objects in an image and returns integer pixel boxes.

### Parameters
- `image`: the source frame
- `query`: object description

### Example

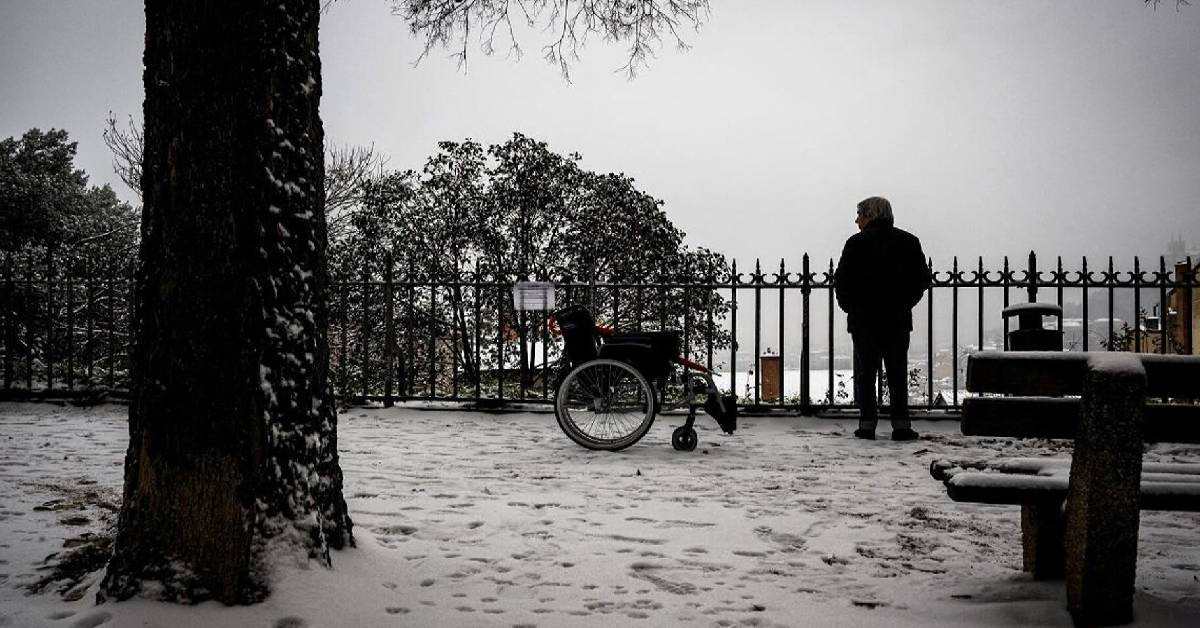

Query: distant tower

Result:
[1167,235,1186,263]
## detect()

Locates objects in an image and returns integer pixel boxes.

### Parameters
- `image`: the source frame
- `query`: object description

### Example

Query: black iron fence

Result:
[3,250,1197,412]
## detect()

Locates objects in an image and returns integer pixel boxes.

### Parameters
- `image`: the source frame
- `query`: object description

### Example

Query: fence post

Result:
[1187,257,1195,355]
[1159,256,1168,354]
[753,259,761,408]
[24,256,33,389]
[926,256,934,406]
[800,254,811,414]
[45,249,54,391]
[3,253,12,390]
[66,251,74,391]
[383,253,395,407]
[1081,256,1089,351]
[338,278,348,400]
[1133,257,1141,353]
[827,258,835,408]
[106,258,116,389]
[406,261,415,397]
[1027,250,1038,304]
[729,260,738,401]
[85,252,94,386]
[473,264,482,401]
[1003,256,1011,351]
[1056,256,1065,340]
[776,259,786,409]
[951,256,958,405]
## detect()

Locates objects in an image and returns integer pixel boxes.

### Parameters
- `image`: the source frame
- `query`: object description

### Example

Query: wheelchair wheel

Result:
[671,425,698,452]
[555,358,656,451]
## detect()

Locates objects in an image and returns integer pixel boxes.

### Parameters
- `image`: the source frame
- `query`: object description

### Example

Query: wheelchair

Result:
[548,304,738,451]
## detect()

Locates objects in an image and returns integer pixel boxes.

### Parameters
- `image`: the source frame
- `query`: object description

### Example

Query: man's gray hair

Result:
[857,196,893,224]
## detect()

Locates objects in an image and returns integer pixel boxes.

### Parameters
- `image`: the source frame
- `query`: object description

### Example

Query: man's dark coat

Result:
[834,217,931,334]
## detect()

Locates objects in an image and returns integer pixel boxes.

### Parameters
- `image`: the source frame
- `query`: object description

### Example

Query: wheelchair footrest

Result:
[704,394,738,434]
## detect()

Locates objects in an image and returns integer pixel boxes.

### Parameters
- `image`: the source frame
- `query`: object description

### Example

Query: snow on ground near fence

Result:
[1,403,1199,628]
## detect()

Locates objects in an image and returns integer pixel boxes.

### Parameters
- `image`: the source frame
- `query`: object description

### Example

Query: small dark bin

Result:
[1002,303,1063,351]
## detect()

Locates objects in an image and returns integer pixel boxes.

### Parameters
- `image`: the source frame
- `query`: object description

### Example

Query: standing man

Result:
[835,197,931,441]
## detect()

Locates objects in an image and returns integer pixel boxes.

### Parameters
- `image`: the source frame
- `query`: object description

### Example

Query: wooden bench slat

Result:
[946,472,1200,512]
[966,352,1087,395]
[966,351,1200,398]
[961,397,1200,443]
[930,457,1200,482]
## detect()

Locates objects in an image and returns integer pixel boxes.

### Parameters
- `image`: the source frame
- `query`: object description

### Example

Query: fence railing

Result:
[2,250,1196,413]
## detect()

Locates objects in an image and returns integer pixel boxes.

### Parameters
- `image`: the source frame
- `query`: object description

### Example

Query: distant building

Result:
[1127,259,1199,354]
[1166,259,1200,355]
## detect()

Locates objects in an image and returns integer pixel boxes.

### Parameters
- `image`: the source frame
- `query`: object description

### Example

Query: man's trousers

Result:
[851,330,911,431]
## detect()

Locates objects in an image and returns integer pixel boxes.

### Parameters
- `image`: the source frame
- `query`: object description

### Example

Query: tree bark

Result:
[101,0,352,604]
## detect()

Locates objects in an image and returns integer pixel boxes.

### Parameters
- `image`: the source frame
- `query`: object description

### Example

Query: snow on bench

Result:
[940,469,1200,512]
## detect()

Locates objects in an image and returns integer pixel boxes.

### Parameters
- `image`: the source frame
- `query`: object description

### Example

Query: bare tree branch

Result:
[102,112,144,201]
[102,113,385,242]
[393,0,710,80]
[326,142,389,243]
[1146,0,1192,10]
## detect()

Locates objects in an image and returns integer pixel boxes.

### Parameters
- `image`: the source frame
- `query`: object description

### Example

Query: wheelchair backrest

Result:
[554,304,599,365]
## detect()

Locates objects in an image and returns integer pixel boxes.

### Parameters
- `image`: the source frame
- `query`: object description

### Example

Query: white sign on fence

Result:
[512,281,556,311]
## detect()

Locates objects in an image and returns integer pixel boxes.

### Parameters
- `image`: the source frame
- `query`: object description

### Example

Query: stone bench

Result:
[931,350,1200,626]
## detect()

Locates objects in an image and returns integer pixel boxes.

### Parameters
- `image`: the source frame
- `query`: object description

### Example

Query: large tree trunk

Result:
[101,0,352,604]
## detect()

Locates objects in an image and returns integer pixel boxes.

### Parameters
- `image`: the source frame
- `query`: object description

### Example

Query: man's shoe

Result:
[854,428,876,440]
[892,428,919,441]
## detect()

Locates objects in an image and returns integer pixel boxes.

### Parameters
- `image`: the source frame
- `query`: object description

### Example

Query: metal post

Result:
[977,256,985,352]
[427,284,437,398]
[1159,256,1169,354]
[1108,257,1115,350]
[338,280,348,399]
[1133,257,1142,353]
[926,257,934,407]
[682,280,691,383]
[952,256,958,405]
[800,254,811,413]
[1002,256,1010,351]
[45,249,53,391]
[25,256,33,390]
[360,267,370,400]
[729,260,738,401]
[753,259,761,408]
[85,253,94,386]
[612,284,621,332]
[1027,250,1038,303]
[777,259,786,408]
[827,259,835,408]
[3,253,12,390]
[66,252,74,391]
[383,253,395,407]
[105,258,114,389]
[473,266,482,401]
[1081,256,1089,351]
[1056,256,1064,336]
[1186,257,1195,355]
[497,279,505,402]
[697,279,709,372]
[406,262,416,397]
[518,305,528,399]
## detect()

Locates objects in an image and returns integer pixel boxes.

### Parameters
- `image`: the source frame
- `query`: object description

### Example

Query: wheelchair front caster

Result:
[671,425,698,451]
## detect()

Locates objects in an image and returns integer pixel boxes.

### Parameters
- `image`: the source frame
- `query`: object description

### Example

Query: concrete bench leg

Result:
[1021,500,1065,579]
[1065,355,1146,627]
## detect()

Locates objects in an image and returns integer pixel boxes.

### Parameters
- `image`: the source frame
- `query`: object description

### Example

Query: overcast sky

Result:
[3,0,1199,267]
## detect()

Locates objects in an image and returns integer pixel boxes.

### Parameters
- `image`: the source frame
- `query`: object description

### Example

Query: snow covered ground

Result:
[1,402,1198,628]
